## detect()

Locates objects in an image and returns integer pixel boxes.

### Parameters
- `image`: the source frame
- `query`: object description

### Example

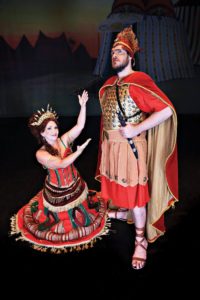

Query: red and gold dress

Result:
[96,71,178,242]
[11,144,108,253]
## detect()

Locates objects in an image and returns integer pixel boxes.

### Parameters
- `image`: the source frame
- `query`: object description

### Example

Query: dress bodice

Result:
[46,145,78,188]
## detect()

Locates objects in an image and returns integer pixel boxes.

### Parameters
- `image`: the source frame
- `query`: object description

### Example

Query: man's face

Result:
[111,46,130,72]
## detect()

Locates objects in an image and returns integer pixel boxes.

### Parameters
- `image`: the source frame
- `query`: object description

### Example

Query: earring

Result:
[132,58,135,67]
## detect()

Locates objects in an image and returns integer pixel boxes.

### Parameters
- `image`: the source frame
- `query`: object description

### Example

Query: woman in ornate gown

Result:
[10,90,108,253]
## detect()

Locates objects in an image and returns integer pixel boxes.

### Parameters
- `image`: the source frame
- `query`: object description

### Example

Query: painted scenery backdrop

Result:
[0,0,113,117]
[0,0,199,116]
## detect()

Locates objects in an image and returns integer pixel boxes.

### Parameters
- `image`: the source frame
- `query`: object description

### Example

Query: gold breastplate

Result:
[100,84,145,130]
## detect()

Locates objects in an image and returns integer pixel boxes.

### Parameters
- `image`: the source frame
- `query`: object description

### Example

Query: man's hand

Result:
[119,123,140,138]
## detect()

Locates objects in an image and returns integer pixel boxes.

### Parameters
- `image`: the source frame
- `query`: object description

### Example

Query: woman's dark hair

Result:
[28,116,59,156]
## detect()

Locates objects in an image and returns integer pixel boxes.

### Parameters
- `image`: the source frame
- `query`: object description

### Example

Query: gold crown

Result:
[30,104,58,126]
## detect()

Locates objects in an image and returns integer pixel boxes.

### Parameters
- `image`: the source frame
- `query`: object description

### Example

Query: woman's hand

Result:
[77,138,91,153]
[78,90,89,107]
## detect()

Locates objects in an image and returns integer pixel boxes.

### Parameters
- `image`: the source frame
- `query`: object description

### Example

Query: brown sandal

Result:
[132,226,148,270]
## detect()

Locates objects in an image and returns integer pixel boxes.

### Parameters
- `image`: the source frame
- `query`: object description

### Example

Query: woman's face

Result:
[41,120,59,143]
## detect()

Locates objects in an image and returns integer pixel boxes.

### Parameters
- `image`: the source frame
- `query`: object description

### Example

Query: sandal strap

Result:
[132,256,146,262]
[136,232,144,237]
[135,226,145,237]
[135,237,148,250]
[107,209,127,221]
[118,208,128,212]
[135,226,145,231]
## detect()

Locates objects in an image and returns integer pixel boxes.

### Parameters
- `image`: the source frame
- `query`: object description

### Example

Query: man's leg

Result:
[131,206,148,269]
[108,206,128,221]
